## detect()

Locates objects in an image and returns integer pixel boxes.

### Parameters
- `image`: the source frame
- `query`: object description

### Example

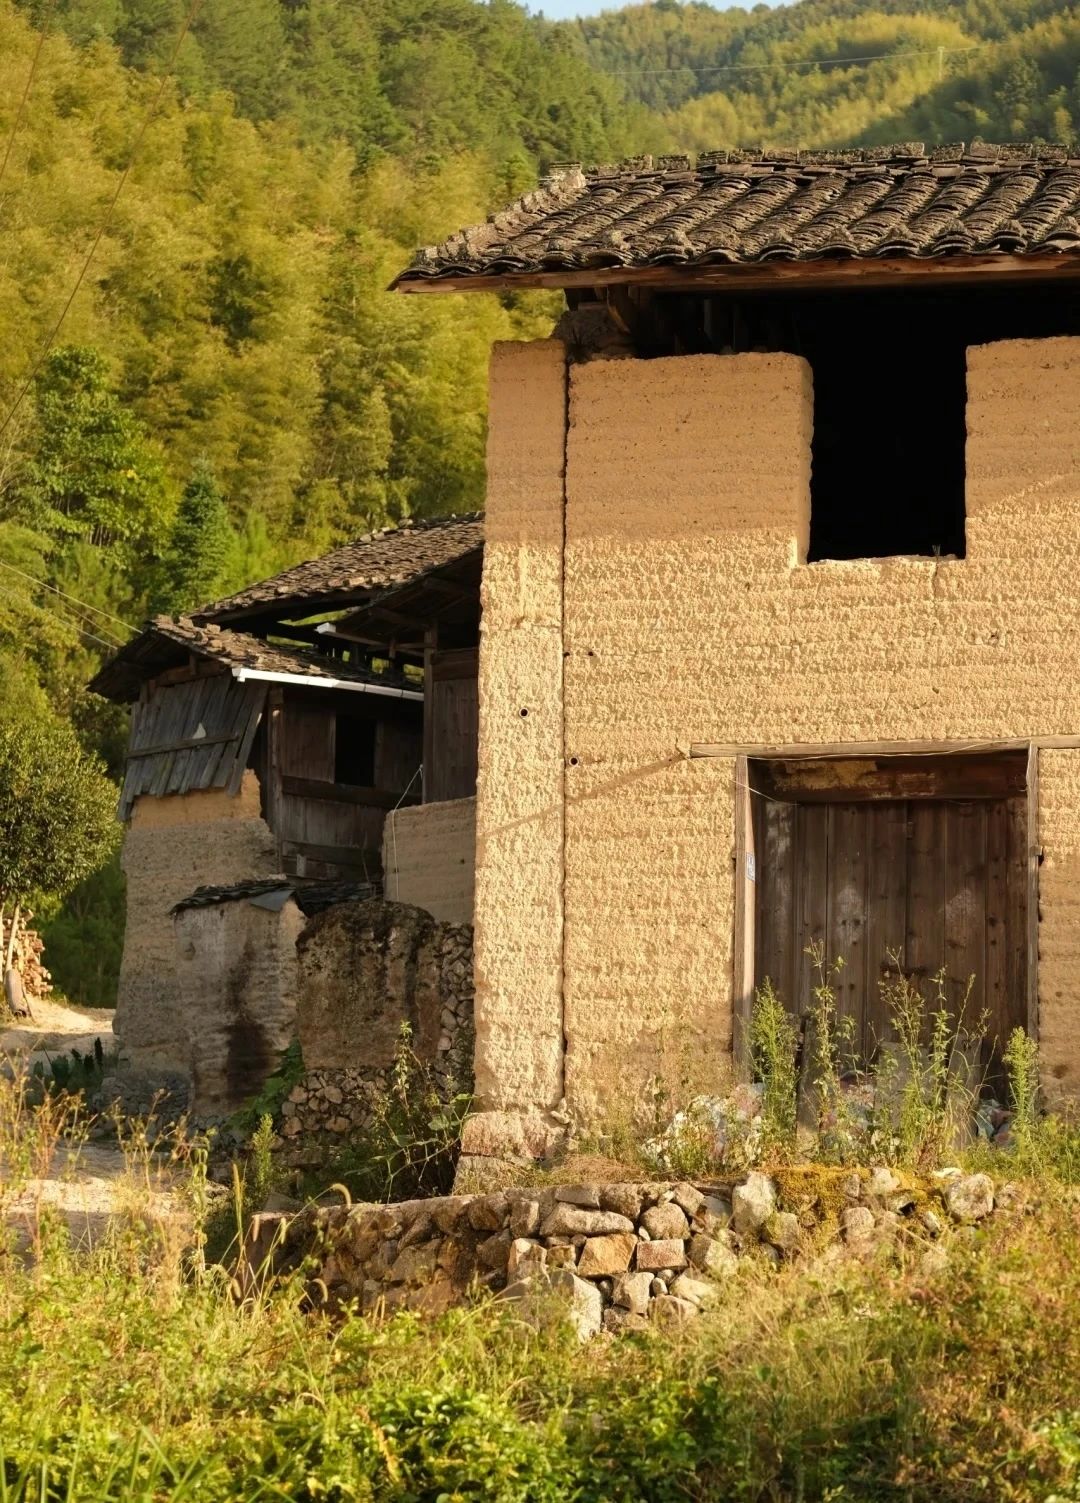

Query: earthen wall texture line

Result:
[382,797,476,926]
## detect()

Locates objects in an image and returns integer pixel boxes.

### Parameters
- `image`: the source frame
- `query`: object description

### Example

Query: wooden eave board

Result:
[393,252,1080,297]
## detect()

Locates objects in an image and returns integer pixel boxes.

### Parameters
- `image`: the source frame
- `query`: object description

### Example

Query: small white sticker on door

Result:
[746,852,756,883]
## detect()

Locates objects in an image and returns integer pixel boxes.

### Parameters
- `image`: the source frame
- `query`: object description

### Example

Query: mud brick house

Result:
[91,515,482,1072]
[393,142,1080,1168]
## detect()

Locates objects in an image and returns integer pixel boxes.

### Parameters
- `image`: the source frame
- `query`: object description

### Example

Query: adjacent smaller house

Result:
[90,515,482,1075]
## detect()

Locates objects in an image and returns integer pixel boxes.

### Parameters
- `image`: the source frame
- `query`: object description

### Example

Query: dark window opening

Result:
[804,296,968,561]
[334,712,376,787]
[674,282,1080,564]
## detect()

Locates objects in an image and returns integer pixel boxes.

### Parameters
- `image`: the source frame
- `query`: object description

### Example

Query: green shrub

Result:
[748,976,798,1158]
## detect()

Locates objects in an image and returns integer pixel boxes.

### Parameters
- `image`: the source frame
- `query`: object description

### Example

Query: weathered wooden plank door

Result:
[425,648,479,803]
[753,787,1028,1073]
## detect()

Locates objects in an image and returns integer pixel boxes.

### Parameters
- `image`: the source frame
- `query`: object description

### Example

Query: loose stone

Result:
[641,1203,690,1241]
[669,1272,718,1308]
[765,1211,801,1256]
[945,1173,994,1222]
[651,1294,697,1327]
[509,1198,541,1239]
[540,1205,636,1238]
[613,1271,652,1316]
[554,1184,602,1209]
[603,1308,649,1334]
[600,1184,645,1221]
[842,1206,876,1244]
[635,1238,688,1272]
[732,1172,777,1237]
[576,1231,637,1279]
[689,1232,738,1278]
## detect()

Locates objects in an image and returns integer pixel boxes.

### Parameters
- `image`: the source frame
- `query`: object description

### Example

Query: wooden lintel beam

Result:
[687,735,1080,760]
[394,253,1080,298]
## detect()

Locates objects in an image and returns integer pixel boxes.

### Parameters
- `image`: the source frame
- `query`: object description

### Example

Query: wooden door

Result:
[753,791,1028,1074]
[425,648,478,803]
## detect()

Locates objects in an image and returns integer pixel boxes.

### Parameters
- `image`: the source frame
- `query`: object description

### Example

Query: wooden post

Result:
[732,755,756,1075]
[422,623,438,805]
[1026,743,1040,1041]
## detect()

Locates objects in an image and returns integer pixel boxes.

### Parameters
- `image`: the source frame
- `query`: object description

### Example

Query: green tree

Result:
[20,347,172,561]
[0,711,116,912]
[153,461,232,614]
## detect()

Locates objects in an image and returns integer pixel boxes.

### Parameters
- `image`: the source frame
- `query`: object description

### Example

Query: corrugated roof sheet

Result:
[394,143,1080,285]
[198,513,483,623]
[90,615,414,703]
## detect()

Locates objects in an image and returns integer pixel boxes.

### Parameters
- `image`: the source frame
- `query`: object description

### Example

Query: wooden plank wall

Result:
[426,648,478,803]
[119,674,266,819]
[274,689,423,881]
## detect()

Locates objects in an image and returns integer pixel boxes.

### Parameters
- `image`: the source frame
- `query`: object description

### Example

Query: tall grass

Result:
[2,1066,1080,1500]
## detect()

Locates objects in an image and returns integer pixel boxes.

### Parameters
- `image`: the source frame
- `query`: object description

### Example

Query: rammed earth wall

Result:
[114,774,277,1074]
[468,336,1080,1165]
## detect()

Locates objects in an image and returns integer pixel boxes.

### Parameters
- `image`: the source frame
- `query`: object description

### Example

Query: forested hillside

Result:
[566,0,1080,149]
[1,0,1074,1002]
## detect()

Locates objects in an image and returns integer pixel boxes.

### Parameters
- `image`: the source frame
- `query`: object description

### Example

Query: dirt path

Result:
[2,1139,185,1252]
[0,997,114,1071]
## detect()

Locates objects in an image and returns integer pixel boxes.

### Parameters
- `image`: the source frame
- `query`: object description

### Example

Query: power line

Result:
[0,558,132,639]
[0,0,206,449]
[604,40,990,79]
[0,582,119,654]
[0,0,58,195]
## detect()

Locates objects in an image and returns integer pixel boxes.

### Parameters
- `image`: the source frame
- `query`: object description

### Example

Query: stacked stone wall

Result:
[279,900,473,1159]
[257,1167,1013,1337]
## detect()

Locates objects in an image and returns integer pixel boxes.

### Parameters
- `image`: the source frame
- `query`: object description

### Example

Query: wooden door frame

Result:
[731,743,1041,1077]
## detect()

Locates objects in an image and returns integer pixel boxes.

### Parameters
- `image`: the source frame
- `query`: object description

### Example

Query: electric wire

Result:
[0,582,119,653]
[0,0,58,195]
[602,40,991,79]
[0,558,133,638]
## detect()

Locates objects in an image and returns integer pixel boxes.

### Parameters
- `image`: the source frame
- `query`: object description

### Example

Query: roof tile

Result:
[395,144,1080,285]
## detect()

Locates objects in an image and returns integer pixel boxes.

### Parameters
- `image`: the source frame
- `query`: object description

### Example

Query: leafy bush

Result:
[748,976,798,1158]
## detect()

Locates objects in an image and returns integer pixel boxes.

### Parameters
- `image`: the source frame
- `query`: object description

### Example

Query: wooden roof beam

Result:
[395,253,1080,298]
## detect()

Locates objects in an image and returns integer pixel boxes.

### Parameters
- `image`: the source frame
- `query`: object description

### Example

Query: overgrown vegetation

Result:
[2,1061,1080,1500]
[308,1026,472,1204]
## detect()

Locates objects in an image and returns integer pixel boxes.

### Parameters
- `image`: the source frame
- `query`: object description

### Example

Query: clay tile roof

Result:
[172,878,379,915]
[198,513,484,624]
[89,615,415,702]
[393,143,1080,285]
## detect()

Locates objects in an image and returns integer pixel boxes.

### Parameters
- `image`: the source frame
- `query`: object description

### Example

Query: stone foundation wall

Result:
[278,900,474,1158]
[261,1167,1012,1338]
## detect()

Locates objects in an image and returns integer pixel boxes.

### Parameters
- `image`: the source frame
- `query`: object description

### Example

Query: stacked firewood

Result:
[0,908,52,1004]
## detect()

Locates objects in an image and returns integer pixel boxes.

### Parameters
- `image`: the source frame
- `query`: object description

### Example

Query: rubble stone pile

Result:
[277,911,473,1161]
[255,1166,1015,1339]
